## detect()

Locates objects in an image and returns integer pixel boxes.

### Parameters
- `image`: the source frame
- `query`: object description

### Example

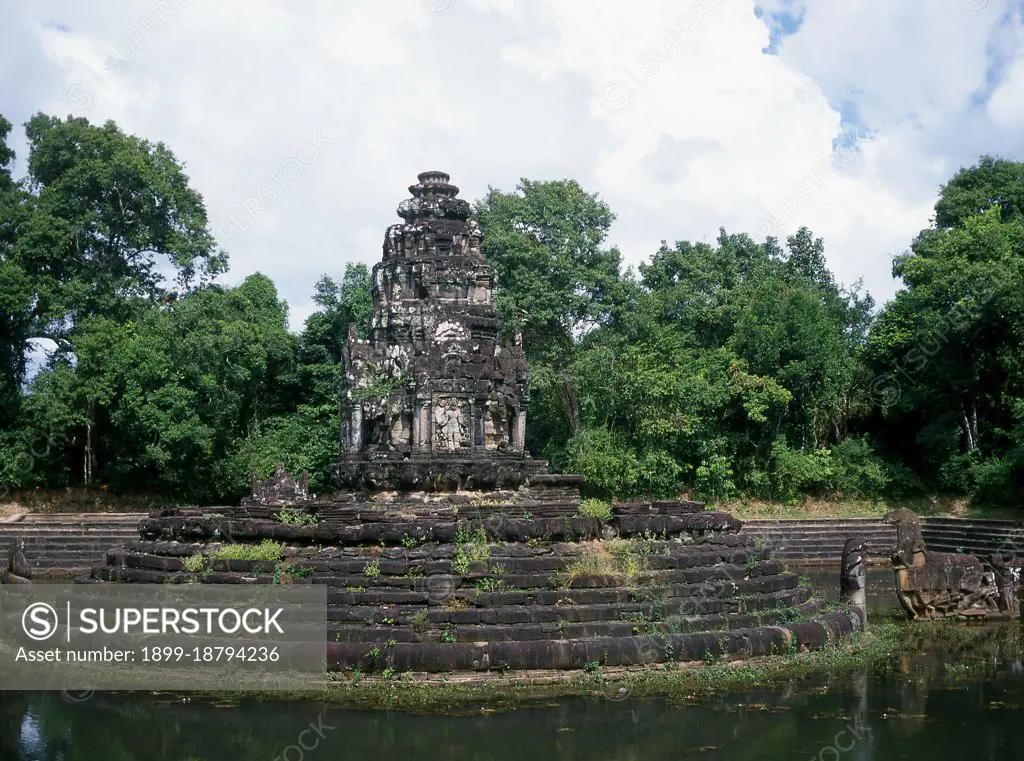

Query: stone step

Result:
[321,577,803,616]
[335,584,808,619]
[327,599,818,643]
[743,519,889,528]
[0,526,137,533]
[923,517,1024,528]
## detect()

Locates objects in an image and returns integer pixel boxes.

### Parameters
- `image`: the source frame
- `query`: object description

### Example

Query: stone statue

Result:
[435,400,463,450]
[839,537,868,623]
[883,507,1018,620]
[1,539,31,584]
[990,548,1021,617]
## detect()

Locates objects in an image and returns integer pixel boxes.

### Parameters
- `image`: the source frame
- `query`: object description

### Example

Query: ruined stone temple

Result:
[337,171,536,491]
[85,172,862,675]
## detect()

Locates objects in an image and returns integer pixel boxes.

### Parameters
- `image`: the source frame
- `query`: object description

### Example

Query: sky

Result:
[2,0,1023,331]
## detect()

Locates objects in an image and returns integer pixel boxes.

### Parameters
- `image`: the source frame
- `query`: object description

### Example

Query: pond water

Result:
[800,565,905,618]
[4,570,1023,760]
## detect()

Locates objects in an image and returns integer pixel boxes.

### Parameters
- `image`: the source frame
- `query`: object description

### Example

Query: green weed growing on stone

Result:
[578,498,612,521]
[559,538,648,587]
[213,539,285,562]
[452,527,490,575]
[363,558,381,578]
[410,610,430,634]
[277,509,318,526]
[184,552,207,574]
[476,577,504,592]
[745,553,759,576]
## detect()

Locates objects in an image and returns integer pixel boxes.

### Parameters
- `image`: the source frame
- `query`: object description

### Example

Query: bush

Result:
[765,439,834,502]
[694,453,738,503]
[969,456,1020,508]
[578,498,612,521]
[938,452,977,494]
[747,437,914,501]
[829,437,892,498]
[567,427,681,499]
[212,539,285,562]
[880,458,927,498]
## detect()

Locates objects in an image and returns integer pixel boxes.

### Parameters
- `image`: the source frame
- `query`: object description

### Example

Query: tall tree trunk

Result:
[564,379,581,435]
[84,404,95,485]
[970,399,979,450]
[960,400,976,452]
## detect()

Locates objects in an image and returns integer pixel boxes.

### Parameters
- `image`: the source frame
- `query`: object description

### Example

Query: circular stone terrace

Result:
[88,488,861,675]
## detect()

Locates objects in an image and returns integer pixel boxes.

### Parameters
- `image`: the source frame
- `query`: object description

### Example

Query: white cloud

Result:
[1,0,1021,330]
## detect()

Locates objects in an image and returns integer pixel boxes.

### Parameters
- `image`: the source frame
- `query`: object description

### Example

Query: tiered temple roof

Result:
[336,172,537,490]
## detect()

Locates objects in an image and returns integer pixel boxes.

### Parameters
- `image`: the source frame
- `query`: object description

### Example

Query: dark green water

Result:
[4,573,1023,760]
[4,662,1024,761]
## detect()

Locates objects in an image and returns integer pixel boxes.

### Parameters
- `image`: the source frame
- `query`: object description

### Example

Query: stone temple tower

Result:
[337,171,543,490]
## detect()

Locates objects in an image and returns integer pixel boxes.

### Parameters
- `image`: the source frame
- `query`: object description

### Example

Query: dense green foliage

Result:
[1,112,1022,508]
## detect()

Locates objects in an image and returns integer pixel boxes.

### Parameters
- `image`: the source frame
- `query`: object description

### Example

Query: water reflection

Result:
[4,570,1022,761]
[799,566,903,618]
[4,631,1023,761]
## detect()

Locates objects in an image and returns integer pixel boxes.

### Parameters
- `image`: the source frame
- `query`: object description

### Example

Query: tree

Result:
[476,179,624,456]
[0,112,230,495]
[11,113,227,359]
[867,204,1024,495]
[298,264,372,368]
[0,115,32,423]
[23,275,294,500]
[934,155,1024,229]
[567,226,877,501]
[224,264,373,495]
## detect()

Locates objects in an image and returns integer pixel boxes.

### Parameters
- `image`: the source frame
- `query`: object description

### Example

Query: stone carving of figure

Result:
[434,400,464,450]
[443,405,461,449]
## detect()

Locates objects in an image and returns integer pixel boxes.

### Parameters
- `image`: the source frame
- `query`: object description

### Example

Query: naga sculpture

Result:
[883,507,1018,620]
[0,539,31,584]
[840,537,868,623]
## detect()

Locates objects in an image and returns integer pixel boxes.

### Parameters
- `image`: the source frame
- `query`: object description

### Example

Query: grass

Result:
[558,539,646,587]
[212,539,285,561]
[410,610,430,634]
[721,495,1022,521]
[475,577,504,592]
[0,486,171,514]
[216,619,1018,713]
[5,487,1020,521]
